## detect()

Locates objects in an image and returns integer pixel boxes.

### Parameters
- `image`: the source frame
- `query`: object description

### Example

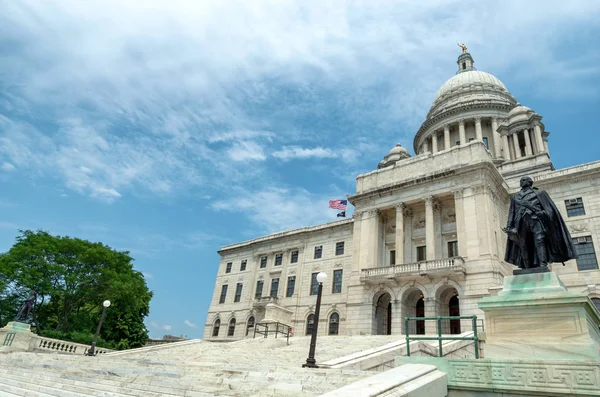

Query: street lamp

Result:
[86,300,111,356]
[303,272,327,368]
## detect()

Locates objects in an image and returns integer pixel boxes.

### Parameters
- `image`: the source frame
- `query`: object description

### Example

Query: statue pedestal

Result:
[478,272,600,361]
[0,321,35,352]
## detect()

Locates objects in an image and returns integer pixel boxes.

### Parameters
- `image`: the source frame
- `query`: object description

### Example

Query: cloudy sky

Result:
[1,0,599,338]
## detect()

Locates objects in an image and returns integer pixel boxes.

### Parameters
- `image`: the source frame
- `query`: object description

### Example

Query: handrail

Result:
[253,321,292,345]
[404,315,480,359]
[361,257,465,279]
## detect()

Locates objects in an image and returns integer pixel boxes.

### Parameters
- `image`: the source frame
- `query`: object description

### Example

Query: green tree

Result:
[0,230,153,349]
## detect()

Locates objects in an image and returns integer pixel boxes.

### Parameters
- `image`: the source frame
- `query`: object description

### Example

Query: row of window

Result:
[565,197,585,217]
[575,236,598,271]
[218,270,344,304]
[212,312,341,337]
[224,242,346,274]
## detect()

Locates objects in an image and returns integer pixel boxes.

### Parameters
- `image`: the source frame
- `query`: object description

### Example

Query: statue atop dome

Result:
[457,42,467,54]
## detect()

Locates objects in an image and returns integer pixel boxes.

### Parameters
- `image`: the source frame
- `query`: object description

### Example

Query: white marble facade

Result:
[205,52,600,340]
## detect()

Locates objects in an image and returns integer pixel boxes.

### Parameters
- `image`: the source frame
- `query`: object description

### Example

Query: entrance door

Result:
[375,293,392,335]
[449,295,461,334]
[416,297,425,335]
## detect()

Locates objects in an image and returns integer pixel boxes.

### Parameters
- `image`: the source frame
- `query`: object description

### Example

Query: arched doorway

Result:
[374,292,392,335]
[246,316,255,336]
[415,297,425,335]
[449,295,461,334]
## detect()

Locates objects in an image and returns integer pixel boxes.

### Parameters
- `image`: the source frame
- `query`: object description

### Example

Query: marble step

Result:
[0,380,58,397]
[0,376,132,397]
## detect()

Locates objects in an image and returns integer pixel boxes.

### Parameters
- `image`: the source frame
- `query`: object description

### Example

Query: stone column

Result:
[423,139,429,154]
[444,125,450,150]
[458,119,466,145]
[453,190,465,257]
[395,204,404,265]
[403,207,413,263]
[492,118,502,158]
[475,117,483,142]
[512,132,522,159]
[523,128,533,156]
[425,197,435,261]
[534,123,545,153]
[502,134,510,160]
[431,133,438,153]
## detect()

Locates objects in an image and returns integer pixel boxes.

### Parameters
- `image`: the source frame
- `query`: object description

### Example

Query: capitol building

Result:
[205,51,600,340]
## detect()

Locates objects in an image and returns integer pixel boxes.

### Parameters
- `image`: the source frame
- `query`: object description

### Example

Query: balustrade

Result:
[361,257,465,282]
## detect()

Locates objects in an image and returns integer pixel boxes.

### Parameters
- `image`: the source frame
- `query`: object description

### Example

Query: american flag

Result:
[329,199,347,210]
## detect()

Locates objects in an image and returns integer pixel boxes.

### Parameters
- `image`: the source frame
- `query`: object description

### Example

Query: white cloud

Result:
[272,146,338,160]
[0,162,16,171]
[212,186,347,234]
[184,320,197,328]
[226,141,266,162]
[142,272,153,279]
[1,0,599,206]
[150,321,172,331]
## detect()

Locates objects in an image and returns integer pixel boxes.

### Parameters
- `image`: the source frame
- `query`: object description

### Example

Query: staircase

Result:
[0,334,473,396]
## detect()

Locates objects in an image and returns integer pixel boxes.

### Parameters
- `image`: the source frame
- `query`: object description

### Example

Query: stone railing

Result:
[252,296,279,309]
[31,335,113,355]
[361,257,466,282]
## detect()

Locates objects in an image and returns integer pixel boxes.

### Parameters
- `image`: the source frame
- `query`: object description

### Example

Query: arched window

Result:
[592,298,600,313]
[228,318,236,337]
[246,316,255,336]
[306,314,315,335]
[328,312,339,335]
[212,319,221,337]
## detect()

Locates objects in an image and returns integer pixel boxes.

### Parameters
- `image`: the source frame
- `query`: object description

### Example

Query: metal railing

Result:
[404,315,480,359]
[253,322,292,345]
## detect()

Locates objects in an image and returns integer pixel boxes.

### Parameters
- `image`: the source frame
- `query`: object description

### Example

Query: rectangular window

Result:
[286,276,296,297]
[417,246,426,261]
[219,284,228,304]
[314,246,322,259]
[225,262,232,273]
[255,280,264,298]
[335,242,345,256]
[290,250,299,263]
[565,198,585,217]
[260,255,267,268]
[310,272,319,295]
[234,283,243,302]
[575,236,598,271]
[448,241,458,257]
[275,253,283,266]
[483,137,489,149]
[270,278,279,297]
[390,250,396,265]
[240,260,247,271]
[332,269,343,294]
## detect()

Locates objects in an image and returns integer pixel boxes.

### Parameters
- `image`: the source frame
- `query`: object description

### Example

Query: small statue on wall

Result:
[503,176,577,274]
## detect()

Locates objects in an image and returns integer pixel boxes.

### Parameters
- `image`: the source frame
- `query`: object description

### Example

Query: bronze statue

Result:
[504,176,577,273]
[14,291,36,323]
[457,42,467,54]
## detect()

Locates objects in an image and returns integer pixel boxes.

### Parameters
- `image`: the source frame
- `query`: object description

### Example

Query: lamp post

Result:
[303,272,327,368]
[87,300,110,356]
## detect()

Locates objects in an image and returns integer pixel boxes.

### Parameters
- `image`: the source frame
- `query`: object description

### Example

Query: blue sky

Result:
[1,1,599,339]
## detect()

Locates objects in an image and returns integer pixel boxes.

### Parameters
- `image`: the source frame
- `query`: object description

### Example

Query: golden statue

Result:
[457,42,467,54]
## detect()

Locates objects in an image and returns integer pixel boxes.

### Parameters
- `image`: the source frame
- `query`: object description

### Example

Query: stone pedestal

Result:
[478,272,600,361]
[0,321,35,352]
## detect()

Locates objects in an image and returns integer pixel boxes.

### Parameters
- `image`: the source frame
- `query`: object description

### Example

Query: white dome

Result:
[433,71,508,102]
[378,144,410,169]
[426,68,516,120]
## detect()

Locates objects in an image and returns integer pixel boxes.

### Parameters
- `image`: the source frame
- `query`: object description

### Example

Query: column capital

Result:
[365,208,379,218]
[491,117,498,123]
[424,196,435,205]
[453,189,464,199]
[403,207,413,218]
[395,203,405,212]
[458,118,465,126]
[474,116,482,123]
[444,124,450,132]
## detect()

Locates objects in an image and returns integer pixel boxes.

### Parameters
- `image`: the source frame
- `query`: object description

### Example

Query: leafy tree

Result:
[0,230,152,349]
